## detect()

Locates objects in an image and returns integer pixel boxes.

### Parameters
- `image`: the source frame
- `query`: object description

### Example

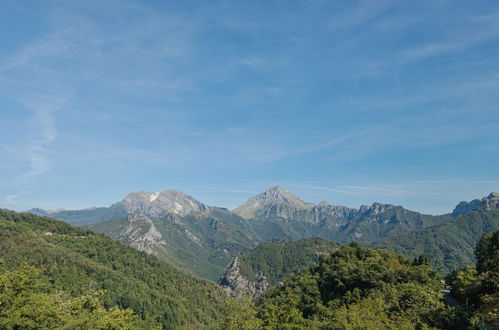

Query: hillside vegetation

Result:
[237,238,340,285]
[447,229,499,328]
[0,209,225,329]
[372,209,499,272]
[223,243,477,329]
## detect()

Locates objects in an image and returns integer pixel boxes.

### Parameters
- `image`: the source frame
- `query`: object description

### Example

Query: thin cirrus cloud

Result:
[0,0,498,213]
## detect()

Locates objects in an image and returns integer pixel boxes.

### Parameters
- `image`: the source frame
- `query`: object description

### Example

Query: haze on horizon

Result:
[1,0,499,215]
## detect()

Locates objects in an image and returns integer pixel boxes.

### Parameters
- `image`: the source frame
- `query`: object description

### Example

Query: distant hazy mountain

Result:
[27,187,497,282]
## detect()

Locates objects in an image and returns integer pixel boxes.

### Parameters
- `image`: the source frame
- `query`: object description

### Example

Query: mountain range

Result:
[27,187,499,282]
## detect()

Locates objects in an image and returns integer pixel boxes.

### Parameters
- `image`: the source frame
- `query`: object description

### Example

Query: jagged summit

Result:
[451,192,499,217]
[233,186,310,219]
[233,186,400,221]
[118,189,207,217]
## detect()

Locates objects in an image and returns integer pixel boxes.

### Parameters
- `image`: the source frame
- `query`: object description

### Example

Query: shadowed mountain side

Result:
[372,209,499,273]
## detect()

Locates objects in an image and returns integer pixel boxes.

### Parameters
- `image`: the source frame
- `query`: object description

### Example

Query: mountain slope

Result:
[219,238,340,296]
[241,187,451,244]
[221,208,499,298]
[372,209,499,272]
[224,243,467,329]
[90,207,259,281]
[0,209,225,329]
[28,189,208,226]
[233,186,312,219]
[29,187,494,283]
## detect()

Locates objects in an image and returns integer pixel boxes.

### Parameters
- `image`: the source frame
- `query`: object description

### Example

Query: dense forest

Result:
[1,209,497,329]
[223,240,498,329]
[237,238,340,285]
[447,230,499,328]
[373,209,499,272]
[0,210,225,329]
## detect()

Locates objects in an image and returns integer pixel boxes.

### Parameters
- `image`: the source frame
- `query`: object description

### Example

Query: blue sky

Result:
[1,0,499,214]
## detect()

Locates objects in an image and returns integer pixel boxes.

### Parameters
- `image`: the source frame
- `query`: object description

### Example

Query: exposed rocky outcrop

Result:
[117,190,207,217]
[452,192,499,217]
[233,186,311,219]
[218,257,268,298]
[116,213,167,254]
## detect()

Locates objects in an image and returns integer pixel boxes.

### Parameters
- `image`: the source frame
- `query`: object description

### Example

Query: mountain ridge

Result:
[451,191,499,217]
[25,188,499,281]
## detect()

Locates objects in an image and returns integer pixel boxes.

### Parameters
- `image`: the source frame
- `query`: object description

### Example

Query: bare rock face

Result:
[218,257,268,298]
[117,190,207,217]
[452,192,499,217]
[234,186,310,220]
[116,213,167,255]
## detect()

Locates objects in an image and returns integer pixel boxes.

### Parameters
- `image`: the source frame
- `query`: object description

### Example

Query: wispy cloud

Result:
[328,0,393,30]
[6,93,69,203]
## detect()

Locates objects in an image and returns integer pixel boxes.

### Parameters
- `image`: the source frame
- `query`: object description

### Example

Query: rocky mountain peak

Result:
[118,190,207,217]
[356,203,396,218]
[488,192,499,199]
[233,186,309,219]
[451,192,499,217]
[256,186,308,207]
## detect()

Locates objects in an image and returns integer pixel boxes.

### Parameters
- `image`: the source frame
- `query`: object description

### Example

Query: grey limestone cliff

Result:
[218,257,268,298]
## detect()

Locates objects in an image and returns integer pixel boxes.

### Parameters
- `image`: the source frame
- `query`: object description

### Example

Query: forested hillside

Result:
[219,238,341,297]
[237,238,340,285]
[223,243,477,329]
[0,209,226,329]
[372,209,499,272]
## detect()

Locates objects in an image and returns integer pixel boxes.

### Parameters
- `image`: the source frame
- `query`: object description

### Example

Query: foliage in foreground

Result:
[0,209,225,329]
[447,230,499,328]
[0,264,139,329]
[223,243,477,329]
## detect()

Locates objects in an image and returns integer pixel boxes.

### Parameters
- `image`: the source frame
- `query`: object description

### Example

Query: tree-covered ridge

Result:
[236,238,340,285]
[372,209,499,273]
[223,243,475,329]
[0,209,225,329]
